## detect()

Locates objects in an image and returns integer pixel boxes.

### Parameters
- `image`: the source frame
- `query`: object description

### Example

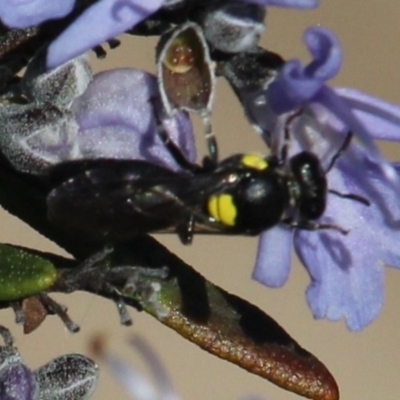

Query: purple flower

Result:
[47,0,164,69]
[0,0,75,29]
[71,68,196,171]
[0,57,195,175]
[0,362,34,400]
[0,326,98,399]
[44,0,318,69]
[252,26,400,331]
[267,26,398,184]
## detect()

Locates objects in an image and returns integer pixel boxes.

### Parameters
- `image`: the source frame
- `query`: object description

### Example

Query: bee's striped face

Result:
[206,154,288,233]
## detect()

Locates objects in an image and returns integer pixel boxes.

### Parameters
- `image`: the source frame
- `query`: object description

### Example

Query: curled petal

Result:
[0,0,74,28]
[335,87,400,141]
[304,27,342,80]
[244,0,318,8]
[252,225,293,287]
[268,27,342,114]
[47,0,164,69]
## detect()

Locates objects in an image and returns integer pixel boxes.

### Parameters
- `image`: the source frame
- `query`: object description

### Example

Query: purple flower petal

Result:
[0,363,35,400]
[266,25,400,189]
[254,90,400,329]
[253,225,293,287]
[316,86,400,186]
[293,143,400,330]
[268,26,342,114]
[335,87,400,141]
[71,68,196,170]
[295,228,385,331]
[47,0,164,69]
[0,0,75,29]
[244,0,318,8]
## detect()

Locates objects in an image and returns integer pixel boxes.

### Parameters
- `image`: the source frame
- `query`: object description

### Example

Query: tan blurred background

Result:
[2,1,400,399]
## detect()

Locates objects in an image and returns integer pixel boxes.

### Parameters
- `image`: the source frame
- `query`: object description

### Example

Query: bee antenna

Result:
[328,189,370,206]
[326,131,353,173]
[281,109,304,163]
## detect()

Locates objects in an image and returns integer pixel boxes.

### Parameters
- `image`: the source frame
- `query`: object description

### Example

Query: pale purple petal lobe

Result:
[0,0,75,28]
[47,0,164,69]
[71,68,196,170]
[253,226,293,287]
[295,229,385,331]
[335,87,400,141]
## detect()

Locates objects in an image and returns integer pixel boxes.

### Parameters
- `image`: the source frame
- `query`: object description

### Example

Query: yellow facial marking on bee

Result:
[242,154,268,170]
[208,194,237,226]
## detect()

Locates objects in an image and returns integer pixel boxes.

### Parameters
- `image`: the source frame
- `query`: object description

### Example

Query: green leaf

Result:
[0,244,57,300]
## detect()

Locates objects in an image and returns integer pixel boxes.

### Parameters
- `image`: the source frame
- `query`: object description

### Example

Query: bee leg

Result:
[100,263,169,326]
[121,266,169,297]
[99,285,132,326]
[176,216,194,244]
[328,189,370,206]
[115,298,132,326]
[77,245,114,270]
[283,218,349,235]
[325,131,353,173]
[120,266,170,319]
[54,247,170,327]
[201,109,219,165]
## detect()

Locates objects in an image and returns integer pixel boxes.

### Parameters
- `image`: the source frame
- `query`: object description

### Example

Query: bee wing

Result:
[47,159,230,240]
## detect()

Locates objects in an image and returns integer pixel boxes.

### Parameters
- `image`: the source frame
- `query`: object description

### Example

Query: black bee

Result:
[46,111,368,244]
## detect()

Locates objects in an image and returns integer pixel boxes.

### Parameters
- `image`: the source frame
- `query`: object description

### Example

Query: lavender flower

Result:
[0,57,195,175]
[0,326,98,399]
[47,0,164,69]
[252,26,400,331]
[0,0,75,29]
[46,0,319,69]
[70,67,196,170]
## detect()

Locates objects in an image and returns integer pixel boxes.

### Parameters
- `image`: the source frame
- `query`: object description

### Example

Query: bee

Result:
[46,111,368,244]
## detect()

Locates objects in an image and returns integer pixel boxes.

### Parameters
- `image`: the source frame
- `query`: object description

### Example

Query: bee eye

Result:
[201,2,265,53]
